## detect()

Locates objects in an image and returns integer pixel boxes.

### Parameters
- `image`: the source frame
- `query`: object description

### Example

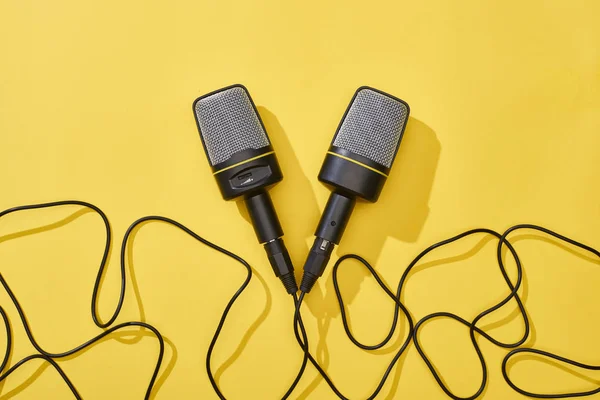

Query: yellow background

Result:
[1,0,599,398]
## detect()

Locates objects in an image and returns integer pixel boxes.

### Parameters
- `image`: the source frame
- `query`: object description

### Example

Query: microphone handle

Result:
[245,191,297,294]
[300,192,356,293]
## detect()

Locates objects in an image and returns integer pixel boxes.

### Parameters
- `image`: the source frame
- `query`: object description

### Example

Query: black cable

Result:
[0,203,309,400]
[0,201,164,399]
[281,293,310,400]
[0,354,80,397]
[2,200,599,399]
[407,228,525,400]
[0,200,118,329]
[121,216,315,400]
[118,215,253,400]
[499,225,600,399]
[292,254,415,400]
[293,225,599,399]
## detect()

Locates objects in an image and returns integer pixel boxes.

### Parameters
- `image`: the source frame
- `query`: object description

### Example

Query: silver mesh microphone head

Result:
[332,87,409,168]
[194,85,270,166]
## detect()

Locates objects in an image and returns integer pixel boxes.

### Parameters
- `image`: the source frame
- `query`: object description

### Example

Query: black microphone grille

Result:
[332,87,409,169]
[194,85,270,166]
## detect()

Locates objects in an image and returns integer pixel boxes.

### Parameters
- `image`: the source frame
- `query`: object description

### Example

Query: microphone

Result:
[193,84,298,294]
[300,86,410,293]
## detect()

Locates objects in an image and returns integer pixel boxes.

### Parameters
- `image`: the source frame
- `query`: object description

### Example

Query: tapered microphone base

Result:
[300,192,353,293]
[246,191,298,295]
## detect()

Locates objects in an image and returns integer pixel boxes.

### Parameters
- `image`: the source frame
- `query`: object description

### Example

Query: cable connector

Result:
[299,237,334,293]
[264,238,298,294]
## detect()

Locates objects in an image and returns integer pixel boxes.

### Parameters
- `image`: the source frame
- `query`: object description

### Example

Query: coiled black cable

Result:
[499,225,600,399]
[120,216,309,400]
[0,201,308,400]
[0,201,164,399]
[292,257,415,400]
[408,228,525,400]
[1,200,599,399]
[293,225,600,400]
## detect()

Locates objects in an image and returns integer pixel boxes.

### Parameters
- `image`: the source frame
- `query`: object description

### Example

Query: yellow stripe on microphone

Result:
[326,152,388,177]
[213,151,275,175]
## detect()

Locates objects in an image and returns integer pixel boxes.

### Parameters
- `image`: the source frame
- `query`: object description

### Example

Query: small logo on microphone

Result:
[241,177,254,185]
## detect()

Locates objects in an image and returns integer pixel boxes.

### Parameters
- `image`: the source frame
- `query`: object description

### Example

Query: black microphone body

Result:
[193,84,297,294]
[300,86,410,293]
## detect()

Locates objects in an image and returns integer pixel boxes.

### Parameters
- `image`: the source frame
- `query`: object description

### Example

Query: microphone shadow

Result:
[297,118,441,399]
[234,112,440,398]
[338,117,440,257]
[234,107,323,395]
[236,107,322,285]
